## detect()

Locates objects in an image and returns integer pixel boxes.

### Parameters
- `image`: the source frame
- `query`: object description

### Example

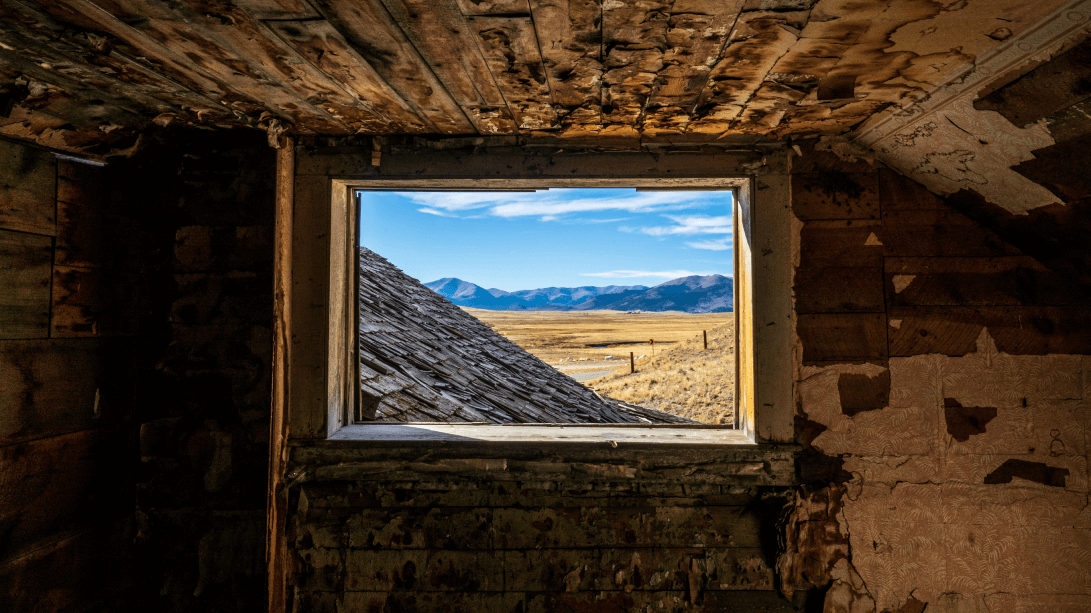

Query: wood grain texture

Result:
[51,266,140,337]
[467,16,557,130]
[884,257,1091,307]
[601,0,672,128]
[309,0,478,134]
[528,0,601,133]
[37,0,345,132]
[378,0,519,133]
[790,172,879,221]
[797,313,887,363]
[794,267,885,314]
[0,425,133,563]
[881,209,1022,257]
[798,220,883,269]
[264,20,435,134]
[643,0,744,135]
[0,230,52,339]
[288,175,333,439]
[268,137,293,613]
[0,338,131,446]
[888,306,1091,356]
[0,521,132,611]
[0,140,55,236]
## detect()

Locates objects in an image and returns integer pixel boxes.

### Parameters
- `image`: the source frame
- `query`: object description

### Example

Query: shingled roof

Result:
[356,248,695,424]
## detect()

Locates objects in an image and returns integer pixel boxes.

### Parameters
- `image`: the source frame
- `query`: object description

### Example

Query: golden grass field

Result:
[464,308,735,424]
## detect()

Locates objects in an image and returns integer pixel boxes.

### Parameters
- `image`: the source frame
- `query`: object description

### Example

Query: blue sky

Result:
[357,188,733,291]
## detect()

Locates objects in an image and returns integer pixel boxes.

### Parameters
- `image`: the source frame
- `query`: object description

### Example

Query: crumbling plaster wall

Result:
[787,140,1091,612]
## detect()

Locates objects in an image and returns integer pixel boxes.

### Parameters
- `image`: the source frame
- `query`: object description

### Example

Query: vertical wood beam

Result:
[267,137,293,613]
[752,171,795,443]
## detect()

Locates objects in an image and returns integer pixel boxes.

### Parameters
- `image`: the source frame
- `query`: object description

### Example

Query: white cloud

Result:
[686,237,734,251]
[639,214,732,236]
[580,269,709,279]
[417,207,459,217]
[401,189,728,219]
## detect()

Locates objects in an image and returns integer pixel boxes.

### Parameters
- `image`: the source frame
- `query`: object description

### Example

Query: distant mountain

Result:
[424,275,733,313]
[597,275,734,313]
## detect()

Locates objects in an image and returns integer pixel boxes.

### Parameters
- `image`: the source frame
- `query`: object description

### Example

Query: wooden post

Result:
[703,330,707,350]
[630,352,634,373]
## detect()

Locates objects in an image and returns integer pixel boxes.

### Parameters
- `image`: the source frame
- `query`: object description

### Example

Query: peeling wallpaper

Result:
[790,146,1091,612]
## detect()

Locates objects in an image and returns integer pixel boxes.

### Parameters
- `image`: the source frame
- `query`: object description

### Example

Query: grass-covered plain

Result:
[464,308,735,424]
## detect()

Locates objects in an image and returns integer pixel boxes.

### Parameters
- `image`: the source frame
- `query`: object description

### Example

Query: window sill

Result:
[329,423,754,445]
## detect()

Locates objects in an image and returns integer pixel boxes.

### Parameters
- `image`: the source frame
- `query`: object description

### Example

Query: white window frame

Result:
[273,142,795,447]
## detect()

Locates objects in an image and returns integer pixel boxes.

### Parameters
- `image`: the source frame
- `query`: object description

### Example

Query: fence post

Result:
[630,352,635,374]
[703,330,707,350]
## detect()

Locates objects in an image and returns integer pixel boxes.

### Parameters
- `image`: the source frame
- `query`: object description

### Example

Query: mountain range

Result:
[424,275,733,313]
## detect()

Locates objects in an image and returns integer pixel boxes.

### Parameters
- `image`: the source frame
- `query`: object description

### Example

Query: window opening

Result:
[354,187,736,426]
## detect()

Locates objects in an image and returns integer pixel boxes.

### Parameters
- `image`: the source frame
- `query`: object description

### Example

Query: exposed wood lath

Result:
[1,0,1085,155]
[356,248,695,424]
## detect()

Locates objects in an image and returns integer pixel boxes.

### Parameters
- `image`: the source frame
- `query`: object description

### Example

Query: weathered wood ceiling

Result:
[0,0,1077,153]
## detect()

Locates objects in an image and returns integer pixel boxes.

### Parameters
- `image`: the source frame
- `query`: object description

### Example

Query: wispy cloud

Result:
[580,269,709,279]
[686,237,733,251]
[639,214,732,236]
[418,207,459,218]
[401,189,727,219]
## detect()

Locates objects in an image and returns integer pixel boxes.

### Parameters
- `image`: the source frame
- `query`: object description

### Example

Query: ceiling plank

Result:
[466,16,556,131]
[308,0,479,134]
[688,10,798,134]
[36,0,352,133]
[265,20,436,134]
[642,0,744,135]
[376,0,518,134]
[0,0,230,123]
[453,0,528,15]
[601,0,672,129]
[528,0,601,135]
[160,0,397,134]
[235,0,321,20]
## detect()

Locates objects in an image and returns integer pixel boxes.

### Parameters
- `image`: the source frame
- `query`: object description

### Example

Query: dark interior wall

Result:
[0,132,277,613]
[129,131,275,612]
[0,139,148,610]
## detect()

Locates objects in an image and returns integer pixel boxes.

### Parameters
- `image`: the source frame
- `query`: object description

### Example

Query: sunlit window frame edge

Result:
[279,145,794,446]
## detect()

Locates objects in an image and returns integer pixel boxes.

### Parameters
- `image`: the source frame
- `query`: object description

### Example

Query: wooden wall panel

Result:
[798,220,883,268]
[0,230,53,339]
[797,313,887,363]
[0,425,133,563]
[51,267,140,337]
[0,140,55,236]
[888,306,1091,356]
[794,268,885,314]
[790,172,879,220]
[0,338,131,446]
[884,256,1091,307]
[0,521,132,612]
[881,209,1022,257]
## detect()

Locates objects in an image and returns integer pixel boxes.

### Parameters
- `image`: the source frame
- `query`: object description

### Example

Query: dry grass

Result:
[465,308,735,424]
[589,322,734,424]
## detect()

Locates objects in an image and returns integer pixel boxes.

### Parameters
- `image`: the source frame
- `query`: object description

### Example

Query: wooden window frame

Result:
[273,142,794,446]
